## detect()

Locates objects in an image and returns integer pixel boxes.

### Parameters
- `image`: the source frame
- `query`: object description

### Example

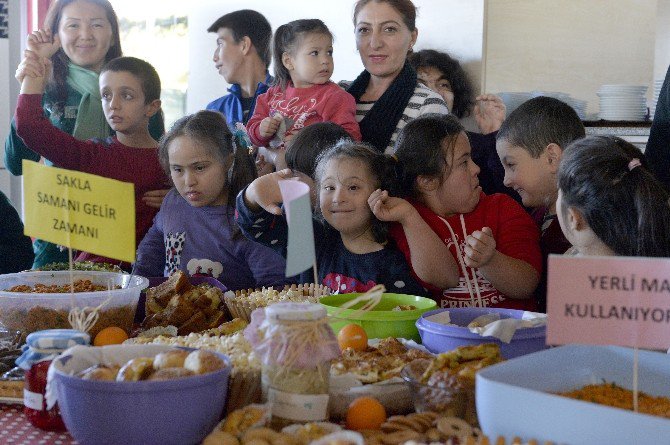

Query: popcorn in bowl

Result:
[224,283,330,321]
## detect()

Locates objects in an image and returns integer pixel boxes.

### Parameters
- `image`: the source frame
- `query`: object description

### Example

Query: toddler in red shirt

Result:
[247,19,361,170]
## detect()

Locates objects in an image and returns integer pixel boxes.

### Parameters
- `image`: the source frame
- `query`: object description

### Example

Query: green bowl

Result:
[320,293,437,342]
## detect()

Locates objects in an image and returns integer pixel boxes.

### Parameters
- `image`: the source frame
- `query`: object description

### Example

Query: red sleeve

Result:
[320,85,361,141]
[246,89,273,147]
[14,94,101,171]
[490,194,543,276]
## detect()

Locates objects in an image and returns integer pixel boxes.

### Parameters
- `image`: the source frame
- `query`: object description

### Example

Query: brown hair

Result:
[45,0,122,105]
[159,111,257,207]
[394,114,464,200]
[352,0,417,31]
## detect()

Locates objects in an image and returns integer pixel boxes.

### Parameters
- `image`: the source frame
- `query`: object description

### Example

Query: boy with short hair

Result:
[496,96,585,312]
[15,33,166,268]
[206,9,273,127]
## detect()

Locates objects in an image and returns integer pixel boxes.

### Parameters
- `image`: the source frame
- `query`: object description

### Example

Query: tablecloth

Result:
[0,404,76,445]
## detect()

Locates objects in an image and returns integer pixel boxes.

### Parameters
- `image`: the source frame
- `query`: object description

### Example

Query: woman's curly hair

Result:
[408,49,474,118]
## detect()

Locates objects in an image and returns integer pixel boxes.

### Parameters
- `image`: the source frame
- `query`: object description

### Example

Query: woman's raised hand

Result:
[474,94,506,135]
[26,29,61,59]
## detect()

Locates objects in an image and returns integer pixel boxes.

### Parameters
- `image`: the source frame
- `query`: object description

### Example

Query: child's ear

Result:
[567,206,587,232]
[281,52,293,71]
[145,99,162,118]
[545,143,563,173]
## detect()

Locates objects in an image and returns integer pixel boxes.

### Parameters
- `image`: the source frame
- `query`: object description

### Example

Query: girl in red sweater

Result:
[373,114,541,310]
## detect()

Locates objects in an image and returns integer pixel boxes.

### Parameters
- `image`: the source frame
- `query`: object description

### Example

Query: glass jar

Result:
[16,329,90,431]
[244,303,340,429]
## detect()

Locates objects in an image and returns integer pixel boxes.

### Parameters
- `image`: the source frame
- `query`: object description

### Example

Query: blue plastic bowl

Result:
[53,345,231,445]
[416,308,547,358]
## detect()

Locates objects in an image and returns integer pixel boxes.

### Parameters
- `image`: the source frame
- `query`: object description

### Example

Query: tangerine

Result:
[345,396,387,431]
[93,326,129,346]
[337,323,368,351]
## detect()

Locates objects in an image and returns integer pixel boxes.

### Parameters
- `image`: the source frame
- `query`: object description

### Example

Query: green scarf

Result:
[66,63,109,140]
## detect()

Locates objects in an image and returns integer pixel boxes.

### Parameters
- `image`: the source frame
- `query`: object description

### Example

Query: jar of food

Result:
[16,329,90,431]
[244,303,340,429]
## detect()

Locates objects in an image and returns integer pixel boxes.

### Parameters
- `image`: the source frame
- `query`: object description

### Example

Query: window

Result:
[111,0,188,129]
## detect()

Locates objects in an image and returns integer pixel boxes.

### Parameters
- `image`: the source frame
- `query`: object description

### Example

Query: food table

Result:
[0,404,76,444]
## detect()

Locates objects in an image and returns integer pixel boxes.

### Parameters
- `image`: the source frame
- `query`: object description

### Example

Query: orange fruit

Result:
[337,323,368,352]
[346,396,387,431]
[93,326,129,346]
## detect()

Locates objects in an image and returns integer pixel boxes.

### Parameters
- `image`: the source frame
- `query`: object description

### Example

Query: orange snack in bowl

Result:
[345,396,387,431]
[93,326,129,346]
[337,324,368,352]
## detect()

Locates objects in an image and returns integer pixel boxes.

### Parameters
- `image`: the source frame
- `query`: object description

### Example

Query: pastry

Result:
[79,364,119,381]
[184,349,225,374]
[153,349,190,370]
[116,357,155,381]
[147,367,195,381]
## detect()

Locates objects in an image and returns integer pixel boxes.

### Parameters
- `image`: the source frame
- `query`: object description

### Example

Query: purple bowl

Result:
[135,276,228,323]
[53,348,231,445]
[416,308,547,359]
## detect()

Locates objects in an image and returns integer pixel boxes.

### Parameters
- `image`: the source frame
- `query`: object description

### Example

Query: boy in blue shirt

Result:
[206,10,273,127]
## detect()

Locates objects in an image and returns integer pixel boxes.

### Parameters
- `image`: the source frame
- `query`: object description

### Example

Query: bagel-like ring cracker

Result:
[380,430,424,445]
[436,416,473,438]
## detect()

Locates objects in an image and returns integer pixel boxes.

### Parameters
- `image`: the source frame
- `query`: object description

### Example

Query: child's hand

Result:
[259,114,283,138]
[368,189,412,223]
[463,226,496,268]
[15,51,45,83]
[141,189,170,209]
[255,154,275,176]
[244,168,297,215]
[474,94,506,134]
[19,50,52,93]
[26,29,60,59]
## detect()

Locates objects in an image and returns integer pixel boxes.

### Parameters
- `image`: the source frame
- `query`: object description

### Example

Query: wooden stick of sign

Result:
[633,346,639,412]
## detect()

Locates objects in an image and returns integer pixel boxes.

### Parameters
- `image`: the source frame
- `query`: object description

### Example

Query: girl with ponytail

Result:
[557,136,670,257]
[135,110,288,289]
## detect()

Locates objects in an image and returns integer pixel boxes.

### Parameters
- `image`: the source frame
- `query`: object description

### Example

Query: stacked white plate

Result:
[651,79,664,119]
[497,92,532,114]
[597,84,648,121]
[498,91,587,119]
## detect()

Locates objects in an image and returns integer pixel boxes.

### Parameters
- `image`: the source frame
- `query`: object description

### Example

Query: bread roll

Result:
[184,349,225,374]
[153,349,190,370]
[148,367,195,381]
[79,365,119,381]
[116,357,154,381]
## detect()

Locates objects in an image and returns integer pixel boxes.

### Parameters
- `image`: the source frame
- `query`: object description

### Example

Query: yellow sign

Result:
[22,160,136,263]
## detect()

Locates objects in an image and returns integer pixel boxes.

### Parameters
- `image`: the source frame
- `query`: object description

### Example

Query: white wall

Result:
[483,0,658,115]
[655,0,670,81]
[187,0,484,113]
